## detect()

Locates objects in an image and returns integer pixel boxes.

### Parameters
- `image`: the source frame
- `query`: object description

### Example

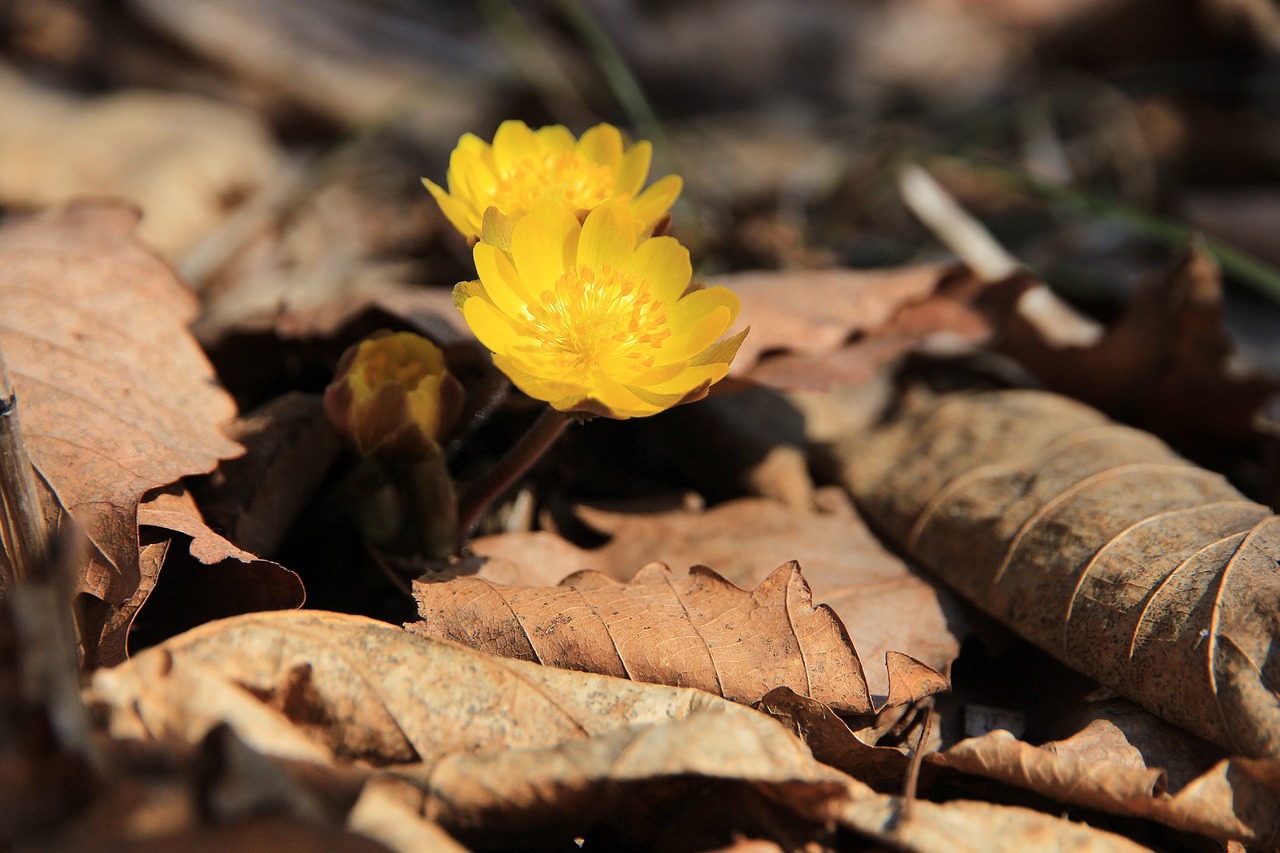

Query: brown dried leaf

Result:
[935,723,1280,848]
[990,247,1278,461]
[836,794,1154,853]
[0,70,280,258]
[542,494,968,696]
[410,561,877,714]
[88,610,861,851]
[724,265,949,372]
[842,389,1280,758]
[132,489,304,655]
[0,204,243,652]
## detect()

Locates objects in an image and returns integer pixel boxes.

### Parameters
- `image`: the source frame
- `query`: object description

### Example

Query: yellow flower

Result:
[423,120,682,243]
[455,200,746,418]
[324,332,464,462]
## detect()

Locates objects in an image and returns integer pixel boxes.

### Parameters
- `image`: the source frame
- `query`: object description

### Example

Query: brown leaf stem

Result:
[454,407,570,553]
[0,346,50,593]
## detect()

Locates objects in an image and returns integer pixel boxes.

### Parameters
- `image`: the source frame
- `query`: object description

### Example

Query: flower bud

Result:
[324,332,463,463]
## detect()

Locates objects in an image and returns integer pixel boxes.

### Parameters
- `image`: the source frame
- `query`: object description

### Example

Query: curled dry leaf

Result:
[936,727,1280,848]
[989,246,1278,463]
[841,389,1280,758]
[721,264,986,388]
[88,610,864,851]
[0,204,248,660]
[410,561,925,714]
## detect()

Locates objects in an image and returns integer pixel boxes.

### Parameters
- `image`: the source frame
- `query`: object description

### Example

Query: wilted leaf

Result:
[935,722,1280,848]
[837,794,1153,853]
[990,247,1278,464]
[536,494,967,695]
[841,389,1280,758]
[0,204,244,659]
[132,489,304,655]
[0,69,280,258]
[410,562,880,714]
[721,265,974,385]
[88,610,864,851]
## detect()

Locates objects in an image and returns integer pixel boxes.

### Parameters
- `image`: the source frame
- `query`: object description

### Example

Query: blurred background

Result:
[3,0,1280,375]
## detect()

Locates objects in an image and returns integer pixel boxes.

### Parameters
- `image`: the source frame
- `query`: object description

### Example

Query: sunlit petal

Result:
[462,296,524,355]
[491,120,539,172]
[511,203,579,291]
[474,242,536,318]
[577,124,624,172]
[631,175,682,232]
[578,202,636,271]
[615,141,652,197]
[616,236,690,301]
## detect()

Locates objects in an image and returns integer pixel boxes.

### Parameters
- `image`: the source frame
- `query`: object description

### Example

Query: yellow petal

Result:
[615,140,652,197]
[462,296,524,355]
[631,174,682,230]
[617,235,690,302]
[492,120,539,173]
[592,372,665,418]
[652,304,733,366]
[690,325,749,368]
[577,124,624,172]
[511,203,579,291]
[669,285,740,333]
[474,242,535,319]
[632,362,728,397]
[492,352,587,406]
[534,124,576,152]
[424,178,481,240]
[577,202,636,271]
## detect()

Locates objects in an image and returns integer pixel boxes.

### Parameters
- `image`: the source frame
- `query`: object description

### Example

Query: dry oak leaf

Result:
[841,389,1280,758]
[88,610,863,851]
[533,494,966,696]
[0,204,242,610]
[411,561,921,714]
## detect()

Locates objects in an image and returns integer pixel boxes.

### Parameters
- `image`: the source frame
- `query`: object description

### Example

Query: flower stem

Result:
[455,407,570,553]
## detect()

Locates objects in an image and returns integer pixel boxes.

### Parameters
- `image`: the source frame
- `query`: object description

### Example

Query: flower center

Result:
[492,151,616,214]
[521,264,671,380]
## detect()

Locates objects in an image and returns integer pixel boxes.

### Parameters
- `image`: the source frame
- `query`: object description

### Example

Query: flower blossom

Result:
[423,120,681,243]
[324,332,463,462]
[455,200,746,418]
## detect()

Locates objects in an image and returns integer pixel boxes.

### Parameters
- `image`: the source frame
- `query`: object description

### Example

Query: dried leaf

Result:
[837,795,1154,853]
[935,725,1280,847]
[88,610,862,850]
[842,389,1280,758]
[539,494,968,696]
[0,204,244,657]
[410,562,877,714]
[721,265,958,380]
[990,247,1278,463]
[0,70,280,258]
[133,489,304,655]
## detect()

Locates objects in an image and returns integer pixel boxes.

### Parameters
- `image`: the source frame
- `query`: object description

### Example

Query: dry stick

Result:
[0,347,50,591]
[0,346,96,767]
[897,701,936,826]
[898,162,1105,349]
[454,407,570,552]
